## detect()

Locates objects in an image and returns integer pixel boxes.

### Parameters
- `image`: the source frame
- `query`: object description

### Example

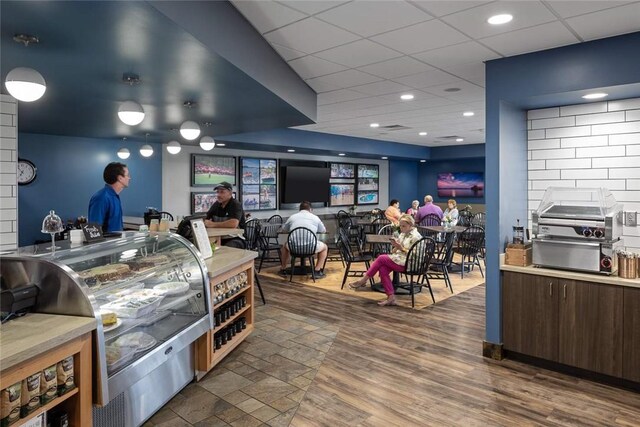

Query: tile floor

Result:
[143,305,339,427]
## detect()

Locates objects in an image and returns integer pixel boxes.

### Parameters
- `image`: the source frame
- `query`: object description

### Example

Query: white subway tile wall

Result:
[0,94,17,251]
[528,97,640,251]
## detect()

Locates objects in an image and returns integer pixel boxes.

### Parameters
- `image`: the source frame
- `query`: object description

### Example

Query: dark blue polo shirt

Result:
[88,185,123,232]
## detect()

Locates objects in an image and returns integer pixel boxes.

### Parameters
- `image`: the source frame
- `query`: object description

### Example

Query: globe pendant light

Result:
[180,120,200,140]
[166,140,181,154]
[117,148,130,159]
[199,136,215,151]
[118,100,145,126]
[5,67,46,102]
[140,133,153,157]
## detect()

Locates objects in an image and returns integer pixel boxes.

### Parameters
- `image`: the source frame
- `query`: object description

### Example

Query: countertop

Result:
[500,254,640,289]
[205,246,257,278]
[0,313,96,371]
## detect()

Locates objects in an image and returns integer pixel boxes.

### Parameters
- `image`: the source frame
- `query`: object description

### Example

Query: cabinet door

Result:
[623,287,640,382]
[502,272,558,360]
[559,280,623,377]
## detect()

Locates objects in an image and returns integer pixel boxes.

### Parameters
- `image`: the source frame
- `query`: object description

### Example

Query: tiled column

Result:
[0,94,18,251]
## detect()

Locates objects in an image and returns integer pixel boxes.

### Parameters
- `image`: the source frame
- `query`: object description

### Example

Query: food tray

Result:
[153,281,190,296]
[101,294,164,318]
[114,332,157,353]
[105,344,135,373]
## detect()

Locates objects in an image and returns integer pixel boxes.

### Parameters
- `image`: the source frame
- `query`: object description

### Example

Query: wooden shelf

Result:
[14,388,78,427]
[214,285,250,309]
[213,305,250,332]
[211,325,254,365]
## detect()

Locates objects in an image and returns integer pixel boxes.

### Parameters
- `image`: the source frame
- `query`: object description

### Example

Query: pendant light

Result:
[166,140,181,154]
[199,136,215,151]
[140,133,153,157]
[5,67,47,102]
[180,120,200,140]
[118,100,145,126]
[117,148,130,159]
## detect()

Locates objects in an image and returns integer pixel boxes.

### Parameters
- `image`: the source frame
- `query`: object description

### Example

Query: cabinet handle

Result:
[563,283,567,299]
[549,282,553,296]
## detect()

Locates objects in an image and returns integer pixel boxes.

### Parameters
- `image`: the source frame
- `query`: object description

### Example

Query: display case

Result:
[1,232,212,426]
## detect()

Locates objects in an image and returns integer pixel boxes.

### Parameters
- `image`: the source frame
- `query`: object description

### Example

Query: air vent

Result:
[436,135,462,140]
[380,124,410,131]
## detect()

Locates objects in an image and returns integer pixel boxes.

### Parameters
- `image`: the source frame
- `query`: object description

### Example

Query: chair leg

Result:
[365,260,374,286]
[254,271,266,304]
[309,257,316,282]
[341,261,350,289]
[476,255,484,278]
[289,257,295,282]
[425,276,435,303]
[410,275,415,308]
[276,248,282,264]
[258,249,266,272]
[444,267,453,293]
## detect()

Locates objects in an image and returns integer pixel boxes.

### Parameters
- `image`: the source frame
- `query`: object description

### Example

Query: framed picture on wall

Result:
[191,192,217,214]
[357,164,379,179]
[357,177,378,191]
[357,190,378,205]
[191,154,236,187]
[330,163,355,179]
[330,183,355,206]
[437,172,484,198]
[240,157,277,211]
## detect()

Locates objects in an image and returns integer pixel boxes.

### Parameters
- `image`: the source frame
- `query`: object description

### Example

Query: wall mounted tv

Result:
[437,172,484,198]
[282,166,330,203]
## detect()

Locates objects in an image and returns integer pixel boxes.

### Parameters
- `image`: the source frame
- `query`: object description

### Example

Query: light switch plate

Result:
[625,211,638,227]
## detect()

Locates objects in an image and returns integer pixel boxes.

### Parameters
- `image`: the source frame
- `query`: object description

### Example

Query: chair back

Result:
[287,227,318,256]
[338,214,354,231]
[159,211,174,221]
[373,218,391,233]
[458,210,473,227]
[267,214,283,225]
[433,231,456,266]
[471,212,486,227]
[336,232,355,263]
[244,219,261,251]
[404,237,436,276]
[418,213,441,227]
[457,225,485,256]
[260,222,280,240]
[377,224,394,235]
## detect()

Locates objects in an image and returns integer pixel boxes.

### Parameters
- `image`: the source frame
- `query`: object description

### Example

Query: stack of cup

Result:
[159,218,170,232]
[149,219,159,232]
[70,229,84,244]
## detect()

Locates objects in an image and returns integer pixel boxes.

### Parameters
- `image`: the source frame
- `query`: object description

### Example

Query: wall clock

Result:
[17,158,37,185]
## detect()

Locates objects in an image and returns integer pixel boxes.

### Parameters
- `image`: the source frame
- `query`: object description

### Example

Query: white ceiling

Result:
[231,0,640,147]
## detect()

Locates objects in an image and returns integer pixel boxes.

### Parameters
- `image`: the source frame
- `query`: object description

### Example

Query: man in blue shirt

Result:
[88,162,130,232]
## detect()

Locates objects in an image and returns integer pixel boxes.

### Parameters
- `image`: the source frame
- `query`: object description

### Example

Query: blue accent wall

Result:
[484,32,640,345]
[418,157,486,205]
[18,133,162,246]
[388,160,418,212]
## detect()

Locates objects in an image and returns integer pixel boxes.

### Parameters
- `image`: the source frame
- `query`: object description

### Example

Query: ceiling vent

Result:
[380,124,410,131]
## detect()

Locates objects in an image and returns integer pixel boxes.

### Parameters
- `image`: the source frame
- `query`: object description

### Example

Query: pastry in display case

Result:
[0,232,213,427]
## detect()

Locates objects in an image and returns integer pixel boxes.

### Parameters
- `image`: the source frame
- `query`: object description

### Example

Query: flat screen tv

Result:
[437,172,484,198]
[282,166,330,203]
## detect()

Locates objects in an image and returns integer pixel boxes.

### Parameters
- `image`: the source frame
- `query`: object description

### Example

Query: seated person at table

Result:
[280,201,328,278]
[205,182,246,249]
[406,200,420,218]
[349,214,422,306]
[385,199,402,225]
[415,195,443,224]
[442,199,459,225]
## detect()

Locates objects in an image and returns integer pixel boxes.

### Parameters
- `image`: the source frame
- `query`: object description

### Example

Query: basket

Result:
[618,255,638,279]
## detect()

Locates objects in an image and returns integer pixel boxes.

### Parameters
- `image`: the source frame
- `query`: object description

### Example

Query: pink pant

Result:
[366,255,405,296]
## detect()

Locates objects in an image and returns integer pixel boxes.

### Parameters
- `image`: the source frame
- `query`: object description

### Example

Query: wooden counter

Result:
[206,227,244,246]
[205,246,257,278]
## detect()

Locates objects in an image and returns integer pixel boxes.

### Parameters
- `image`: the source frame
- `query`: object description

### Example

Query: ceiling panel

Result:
[480,21,580,56]
[440,62,486,87]
[287,55,347,79]
[423,81,485,102]
[394,68,462,89]
[440,1,558,39]
[350,80,414,96]
[264,17,360,54]
[231,0,305,33]
[277,0,349,15]
[313,39,403,68]
[316,0,432,37]
[305,69,383,92]
[412,40,500,68]
[412,1,493,17]
[357,56,435,79]
[317,89,370,105]
[565,3,640,40]
[545,1,631,18]
[271,43,306,60]
[371,20,470,54]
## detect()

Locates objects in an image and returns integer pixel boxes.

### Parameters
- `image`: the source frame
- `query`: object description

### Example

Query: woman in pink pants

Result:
[349,214,422,306]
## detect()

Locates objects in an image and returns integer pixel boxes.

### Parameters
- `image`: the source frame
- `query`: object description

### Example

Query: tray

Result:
[105,344,136,373]
[114,332,157,353]
[153,281,190,296]
[101,294,164,318]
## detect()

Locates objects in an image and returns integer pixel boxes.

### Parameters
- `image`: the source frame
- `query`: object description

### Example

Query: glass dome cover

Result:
[536,187,619,220]
[41,209,64,233]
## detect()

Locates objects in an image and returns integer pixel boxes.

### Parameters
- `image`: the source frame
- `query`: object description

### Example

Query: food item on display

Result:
[105,345,135,370]
[57,356,75,395]
[101,292,164,318]
[127,254,170,271]
[78,263,131,285]
[40,365,58,405]
[20,373,41,417]
[1,382,21,426]
[114,332,157,352]
[100,310,118,327]
[153,281,189,296]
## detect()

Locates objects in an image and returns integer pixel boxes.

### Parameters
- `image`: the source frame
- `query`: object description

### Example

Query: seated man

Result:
[280,201,328,278]
[415,194,443,225]
[204,182,246,249]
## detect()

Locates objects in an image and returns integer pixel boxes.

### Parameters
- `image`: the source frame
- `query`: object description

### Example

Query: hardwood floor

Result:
[254,277,640,427]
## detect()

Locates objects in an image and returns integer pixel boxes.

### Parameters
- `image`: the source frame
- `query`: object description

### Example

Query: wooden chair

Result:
[287,227,319,282]
[418,213,441,227]
[457,210,473,227]
[397,237,437,307]
[452,226,485,278]
[337,231,373,289]
[257,222,282,272]
[426,231,456,293]
[241,219,266,304]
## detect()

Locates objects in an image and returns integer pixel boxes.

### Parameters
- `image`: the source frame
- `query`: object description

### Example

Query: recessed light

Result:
[216,143,225,147]
[444,87,461,92]
[488,14,513,25]
[287,149,295,152]
[338,153,346,156]
[420,160,426,163]
[370,123,380,128]
[381,156,388,160]
[463,111,475,117]
[400,94,414,101]
[456,138,464,142]
[418,132,427,136]
[582,93,608,100]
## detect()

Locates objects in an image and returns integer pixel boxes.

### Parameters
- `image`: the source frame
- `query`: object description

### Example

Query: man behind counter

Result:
[205,182,246,249]
[88,162,130,233]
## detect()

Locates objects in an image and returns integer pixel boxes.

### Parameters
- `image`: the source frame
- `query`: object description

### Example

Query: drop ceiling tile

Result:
[277,1,349,15]
[371,19,470,54]
[413,1,493,17]
[545,1,631,18]
[271,43,307,60]
[565,3,640,41]
[318,89,370,105]
[481,21,580,56]
[357,56,435,79]
[441,1,558,39]
[423,81,485,102]
[394,68,461,89]
[264,17,360,54]
[441,62,486,86]
[350,80,414,96]
[314,39,403,68]
[305,78,342,93]
[288,55,348,79]
[231,0,306,33]
[315,0,432,37]
[306,69,383,91]
[412,41,501,68]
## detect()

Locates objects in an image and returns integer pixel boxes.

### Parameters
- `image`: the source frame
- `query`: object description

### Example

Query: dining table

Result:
[206,227,245,246]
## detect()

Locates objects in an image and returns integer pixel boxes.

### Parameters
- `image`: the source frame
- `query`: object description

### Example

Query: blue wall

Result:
[388,160,418,212]
[484,32,640,345]
[418,157,486,205]
[18,133,162,246]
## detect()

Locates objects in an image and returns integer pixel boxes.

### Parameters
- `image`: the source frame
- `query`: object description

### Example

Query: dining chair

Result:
[425,231,456,293]
[397,237,437,307]
[337,233,373,289]
[457,210,473,227]
[418,213,441,227]
[257,222,282,272]
[159,211,174,221]
[287,227,319,282]
[452,226,485,279]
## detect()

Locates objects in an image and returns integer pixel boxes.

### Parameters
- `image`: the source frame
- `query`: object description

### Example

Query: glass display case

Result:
[1,232,212,421]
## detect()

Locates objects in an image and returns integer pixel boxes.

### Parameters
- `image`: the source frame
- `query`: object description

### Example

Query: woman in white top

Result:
[442,199,459,225]
[349,214,422,306]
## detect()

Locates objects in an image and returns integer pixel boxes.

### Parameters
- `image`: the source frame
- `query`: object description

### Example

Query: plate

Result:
[103,318,122,333]
[114,332,157,353]
[153,281,190,296]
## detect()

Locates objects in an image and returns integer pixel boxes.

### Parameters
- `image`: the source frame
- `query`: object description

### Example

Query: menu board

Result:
[240,158,277,211]
[190,218,213,259]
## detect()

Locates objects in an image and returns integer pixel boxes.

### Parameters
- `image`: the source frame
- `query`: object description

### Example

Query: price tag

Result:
[82,223,105,243]
[190,219,213,259]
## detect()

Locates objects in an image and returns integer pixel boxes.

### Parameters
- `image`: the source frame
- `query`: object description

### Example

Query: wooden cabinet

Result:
[623,287,640,382]
[502,272,558,360]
